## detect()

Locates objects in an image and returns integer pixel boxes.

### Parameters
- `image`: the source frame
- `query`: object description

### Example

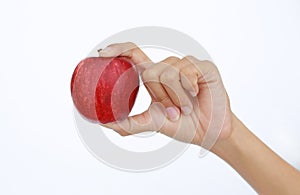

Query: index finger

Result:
[98,42,152,70]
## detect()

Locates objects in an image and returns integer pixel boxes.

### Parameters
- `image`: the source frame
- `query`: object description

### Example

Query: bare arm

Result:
[212,114,300,194]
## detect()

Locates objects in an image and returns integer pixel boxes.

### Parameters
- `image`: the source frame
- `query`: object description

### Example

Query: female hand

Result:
[99,42,300,194]
[99,42,232,149]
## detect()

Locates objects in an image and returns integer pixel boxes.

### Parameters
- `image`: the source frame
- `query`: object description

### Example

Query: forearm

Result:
[211,114,300,194]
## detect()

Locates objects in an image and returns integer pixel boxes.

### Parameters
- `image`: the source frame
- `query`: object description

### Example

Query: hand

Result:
[99,42,300,194]
[99,42,232,149]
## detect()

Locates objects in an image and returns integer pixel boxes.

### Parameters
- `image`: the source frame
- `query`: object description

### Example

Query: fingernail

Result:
[166,107,179,121]
[190,91,197,97]
[99,46,114,56]
[181,106,192,115]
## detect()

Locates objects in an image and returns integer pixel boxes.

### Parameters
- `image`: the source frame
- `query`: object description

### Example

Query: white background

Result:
[1,0,300,194]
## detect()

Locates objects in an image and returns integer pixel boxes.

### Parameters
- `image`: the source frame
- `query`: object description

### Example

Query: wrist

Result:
[210,113,244,161]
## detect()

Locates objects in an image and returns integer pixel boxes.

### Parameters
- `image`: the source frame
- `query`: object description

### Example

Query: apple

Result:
[71,56,139,124]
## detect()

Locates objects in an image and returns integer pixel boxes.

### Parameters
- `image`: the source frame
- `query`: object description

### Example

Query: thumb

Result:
[103,102,167,136]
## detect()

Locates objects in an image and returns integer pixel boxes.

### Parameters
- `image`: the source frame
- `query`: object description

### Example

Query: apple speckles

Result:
[71,57,139,124]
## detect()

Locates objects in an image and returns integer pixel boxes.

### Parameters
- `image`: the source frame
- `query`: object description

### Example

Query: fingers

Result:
[142,57,179,107]
[156,56,204,115]
[156,56,218,116]
[103,102,167,136]
[178,57,220,95]
[160,65,193,115]
[180,64,200,97]
[142,56,205,117]
[182,57,219,85]
[142,57,182,121]
[98,42,152,70]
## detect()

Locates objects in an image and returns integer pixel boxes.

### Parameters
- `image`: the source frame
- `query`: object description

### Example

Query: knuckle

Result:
[182,55,197,63]
[125,41,137,48]
[202,60,216,68]
[180,67,193,77]
[106,43,117,47]
[142,68,158,81]
[165,56,180,62]
[160,69,177,83]
[201,60,216,67]
[197,60,221,81]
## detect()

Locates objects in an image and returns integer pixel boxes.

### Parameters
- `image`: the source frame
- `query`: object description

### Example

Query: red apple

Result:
[71,57,139,124]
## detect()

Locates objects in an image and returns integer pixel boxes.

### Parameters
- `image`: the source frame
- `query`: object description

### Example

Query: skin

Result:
[99,42,300,194]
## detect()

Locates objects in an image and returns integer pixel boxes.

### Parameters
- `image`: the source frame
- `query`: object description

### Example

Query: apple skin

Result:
[71,57,139,124]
